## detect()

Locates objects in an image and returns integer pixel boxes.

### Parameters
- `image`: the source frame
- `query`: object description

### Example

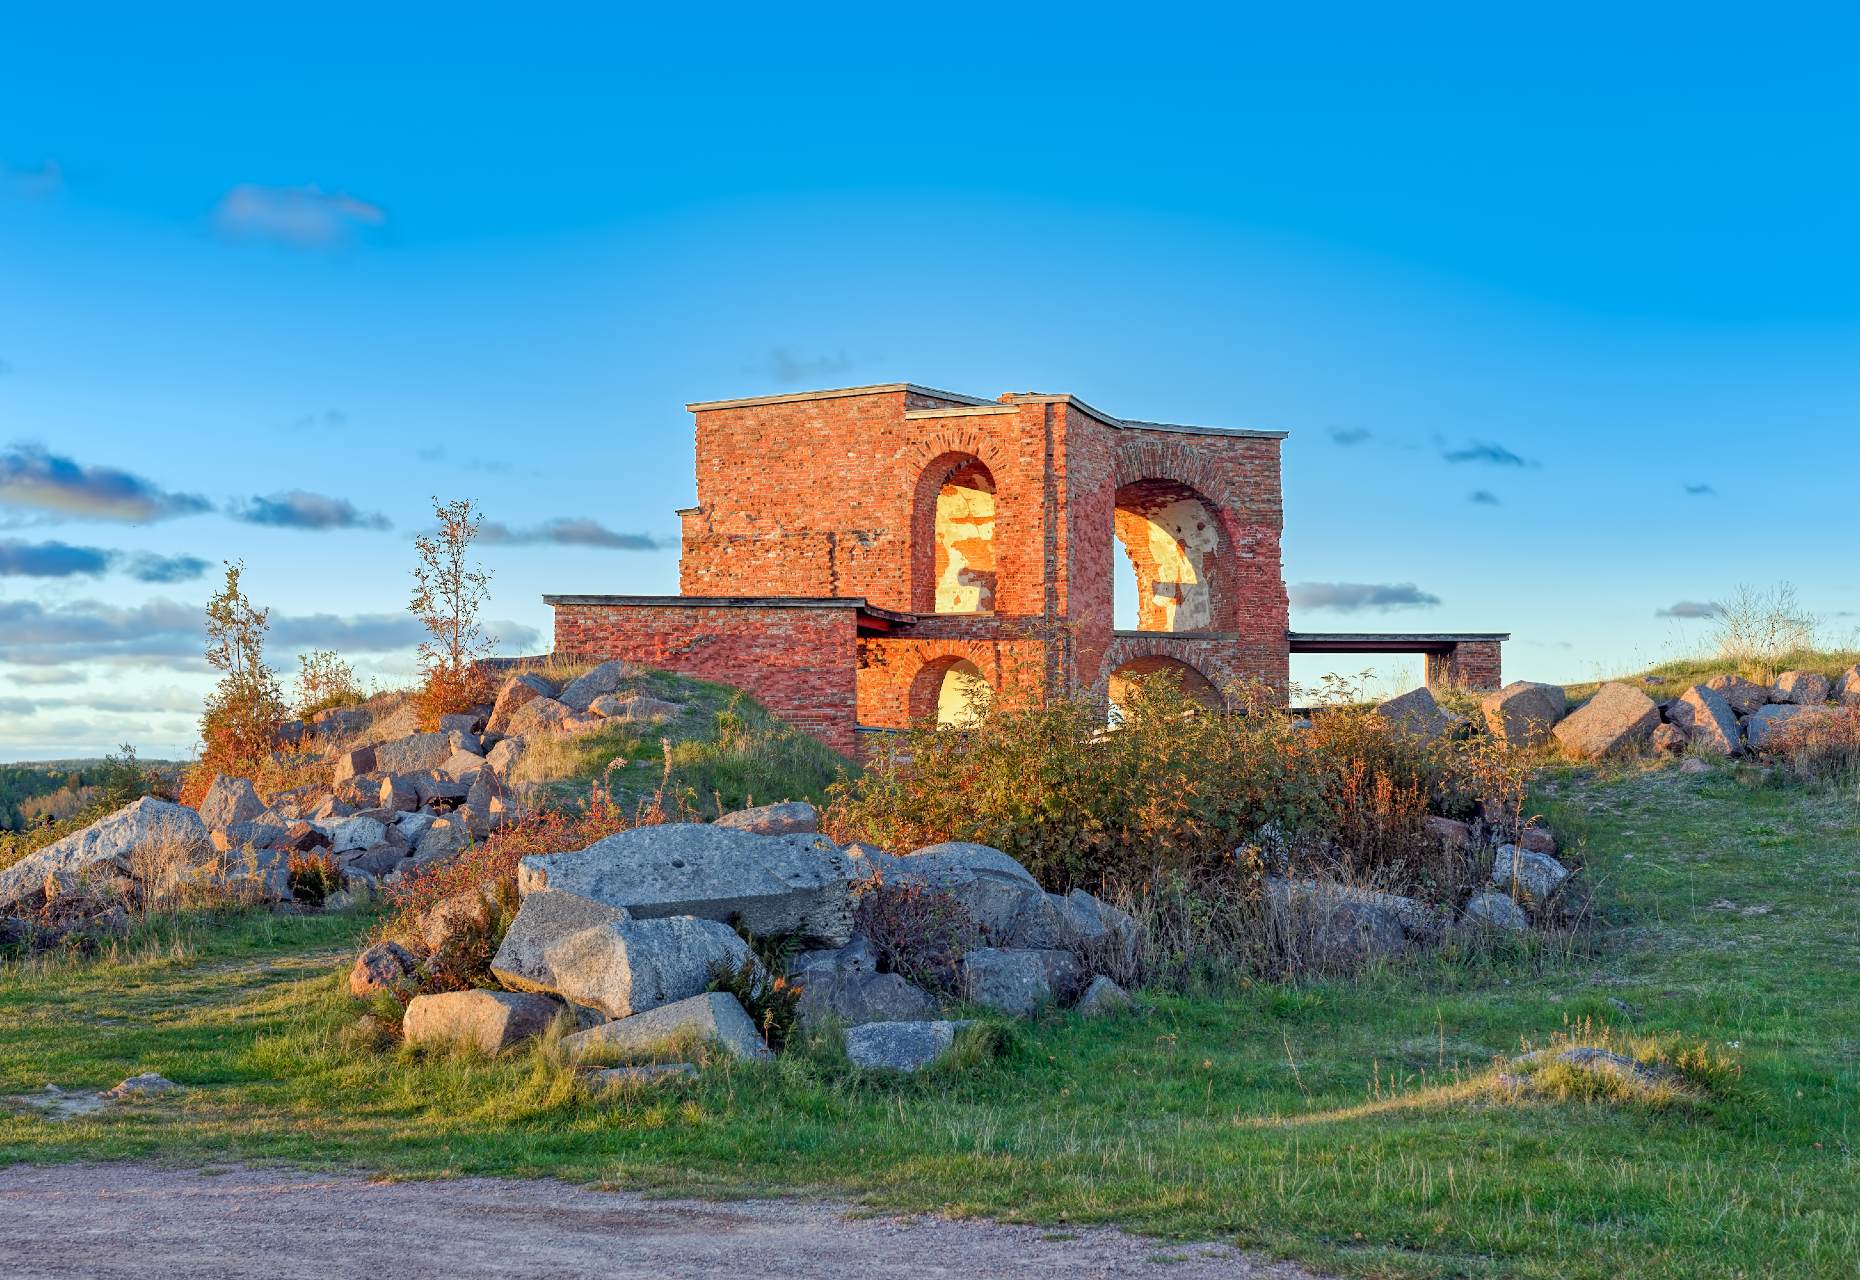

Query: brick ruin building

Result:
[547,383,1505,756]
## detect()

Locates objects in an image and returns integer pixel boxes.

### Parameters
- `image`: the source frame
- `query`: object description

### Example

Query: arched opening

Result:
[1107,655,1223,723]
[1113,479,1223,632]
[935,658,988,727]
[913,453,997,615]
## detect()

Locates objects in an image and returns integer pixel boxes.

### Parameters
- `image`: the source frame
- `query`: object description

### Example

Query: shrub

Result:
[708,952,800,1052]
[288,849,341,906]
[294,649,364,718]
[1765,703,1860,785]
[409,496,496,730]
[1712,582,1818,670]
[851,876,982,999]
[186,562,287,806]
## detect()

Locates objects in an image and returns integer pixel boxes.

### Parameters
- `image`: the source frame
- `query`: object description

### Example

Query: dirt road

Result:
[0,1163,1325,1279]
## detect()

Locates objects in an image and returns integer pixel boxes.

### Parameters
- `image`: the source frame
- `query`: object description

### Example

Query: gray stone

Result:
[1552,682,1661,760]
[211,819,289,853]
[519,823,855,947]
[505,696,571,738]
[441,751,487,782]
[199,775,264,831]
[484,736,526,778]
[1263,877,1435,968]
[1650,722,1688,755]
[795,969,938,1026]
[490,889,630,992]
[586,1062,699,1087]
[1049,888,1139,953]
[538,916,758,1019]
[1772,670,1831,706]
[413,816,472,862]
[331,746,376,784]
[102,1073,182,1100]
[310,706,370,740]
[438,712,484,736]
[1376,686,1456,740]
[714,801,819,838]
[322,815,388,855]
[1668,684,1743,756]
[1074,974,1133,1017]
[561,991,771,1063]
[1491,844,1571,905]
[559,660,636,713]
[0,798,210,906]
[588,693,683,723]
[411,772,471,806]
[349,940,417,997]
[1480,681,1568,748]
[395,811,437,844]
[1461,891,1529,932]
[789,935,877,978]
[1747,702,1827,751]
[886,843,1045,945]
[341,843,406,878]
[843,1020,972,1072]
[1836,665,1860,706]
[375,732,457,775]
[1704,673,1769,716]
[377,774,421,812]
[959,947,1082,1014]
[402,990,563,1055]
[486,673,556,736]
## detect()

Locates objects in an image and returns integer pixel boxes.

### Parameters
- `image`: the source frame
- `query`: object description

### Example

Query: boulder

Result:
[438,712,485,736]
[1375,686,1457,740]
[282,820,330,852]
[1048,889,1140,958]
[843,1020,972,1072]
[411,773,471,807]
[795,969,938,1026]
[1836,665,1860,706]
[518,823,855,947]
[1461,891,1529,932]
[401,990,563,1056]
[349,940,417,997]
[561,991,770,1063]
[1491,845,1571,905]
[959,947,1082,1014]
[413,816,472,862]
[1704,674,1768,717]
[559,660,635,713]
[440,750,488,782]
[378,774,421,812]
[1424,816,1473,850]
[394,811,436,845]
[1551,683,1660,760]
[484,736,526,778]
[490,890,629,992]
[322,815,388,855]
[341,843,406,878]
[506,697,572,738]
[1668,685,1743,756]
[537,916,758,1019]
[0,798,210,906]
[714,801,819,838]
[1747,702,1826,751]
[1263,878,1438,968]
[1772,670,1831,706]
[1650,722,1688,755]
[588,693,683,723]
[884,843,1047,946]
[310,706,370,741]
[1518,827,1557,856]
[789,935,877,979]
[486,673,556,736]
[415,888,494,954]
[210,820,289,854]
[1074,974,1134,1017]
[199,775,264,831]
[1480,681,1568,748]
[331,746,376,784]
[375,732,458,775]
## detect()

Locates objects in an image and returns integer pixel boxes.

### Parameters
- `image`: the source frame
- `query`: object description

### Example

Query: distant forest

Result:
[0,754,179,833]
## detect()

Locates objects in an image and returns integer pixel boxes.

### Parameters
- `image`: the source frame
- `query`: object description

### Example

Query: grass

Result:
[1562,647,1860,705]
[517,669,855,816]
[2,760,1855,1277]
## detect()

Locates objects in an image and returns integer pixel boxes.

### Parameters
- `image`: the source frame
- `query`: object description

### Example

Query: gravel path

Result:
[0,1163,1328,1279]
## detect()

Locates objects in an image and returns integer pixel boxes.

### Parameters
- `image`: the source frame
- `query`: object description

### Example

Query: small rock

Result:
[1650,722,1688,756]
[1517,827,1557,856]
[1424,816,1473,850]
[1461,892,1529,932]
[843,1020,972,1072]
[959,947,1082,1015]
[401,990,563,1055]
[561,991,771,1063]
[349,940,417,997]
[1491,845,1571,905]
[102,1073,181,1100]
[714,801,819,837]
[1677,756,1710,774]
[1074,974,1133,1016]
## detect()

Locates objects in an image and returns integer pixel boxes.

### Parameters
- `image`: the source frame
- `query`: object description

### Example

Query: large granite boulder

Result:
[1747,703,1826,751]
[490,890,629,992]
[198,775,265,831]
[558,660,635,713]
[375,732,462,775]
[561,991,770,1063]
[1480,681,1568,748]
[1836,666,1860,706]
[879,843,1048,946]
[959,947,1082,1014]
[485,673,555,736]
[518,823,855,947]
[401,990,563,1055]
[714,801,818,837]
[537,916,758,1019]
[1704,674,1769,717]
[0,798,210,906]
[505,697,572,738]
[1772,670,1831,706]
[1491,844,1571,905]
[1552,683,1660,759]
[1667,684,1743,756]
[1375,686,1457,740]
[795,969,938,1026]
[843,1019,972,1072]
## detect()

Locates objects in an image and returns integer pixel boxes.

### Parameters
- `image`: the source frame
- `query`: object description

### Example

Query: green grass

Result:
[1562,647,1860,706]
[2,764,1856,1278]
[519,670,856,816]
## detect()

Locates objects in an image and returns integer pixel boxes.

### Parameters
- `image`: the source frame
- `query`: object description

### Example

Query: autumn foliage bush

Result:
[1766,702,1860,784]
[183,563,287,807]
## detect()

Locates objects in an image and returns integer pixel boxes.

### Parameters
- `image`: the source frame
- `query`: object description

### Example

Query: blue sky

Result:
[3,5,1857,758]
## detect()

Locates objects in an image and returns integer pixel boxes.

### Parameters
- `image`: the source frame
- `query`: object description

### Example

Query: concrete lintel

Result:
[684,384,995,413]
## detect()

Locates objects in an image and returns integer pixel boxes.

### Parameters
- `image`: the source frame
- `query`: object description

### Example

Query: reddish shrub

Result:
[852,876,982,999]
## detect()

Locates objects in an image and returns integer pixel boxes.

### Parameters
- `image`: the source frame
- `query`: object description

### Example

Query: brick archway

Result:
[1113,476,1236,633]
[907,650,997,723]
[904,425,1018,616]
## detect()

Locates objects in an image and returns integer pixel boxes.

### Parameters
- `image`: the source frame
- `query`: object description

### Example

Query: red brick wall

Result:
[552,603,861,756]
[1427,641,1503,692]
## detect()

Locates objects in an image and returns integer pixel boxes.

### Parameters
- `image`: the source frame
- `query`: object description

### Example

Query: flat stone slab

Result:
[402,990,563,1056]
[539,916,757,1019]
[562,991,770,1062]
[843,1019,973,1072]
[519,823,854,946]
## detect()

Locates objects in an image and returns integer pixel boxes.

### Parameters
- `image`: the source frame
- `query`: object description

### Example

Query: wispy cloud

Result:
[290,409,350,430]
[1289,581,1442,612]
[1468,489,1501,506]
[1684,482,1716,496]
[231,490,391,531]
[3,160,62,200]
[0,539,210,582]
[1326,427,1371,446]
[762,347,853,385]
[1656,600,1723,619]
[213,183,387,249]
[478,518,667,551]
[0,444,212,523]
[1440,440,1536,468]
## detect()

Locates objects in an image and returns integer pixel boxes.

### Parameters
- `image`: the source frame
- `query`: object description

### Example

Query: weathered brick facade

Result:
[549,382,1300,754]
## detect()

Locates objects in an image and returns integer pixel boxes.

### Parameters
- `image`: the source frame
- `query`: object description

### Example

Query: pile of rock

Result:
[1374,664,1860,762]
[385,801,1138,1075]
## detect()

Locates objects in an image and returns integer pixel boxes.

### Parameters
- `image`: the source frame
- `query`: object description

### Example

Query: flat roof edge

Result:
[544,594,916,622]
[685,383,995,413]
